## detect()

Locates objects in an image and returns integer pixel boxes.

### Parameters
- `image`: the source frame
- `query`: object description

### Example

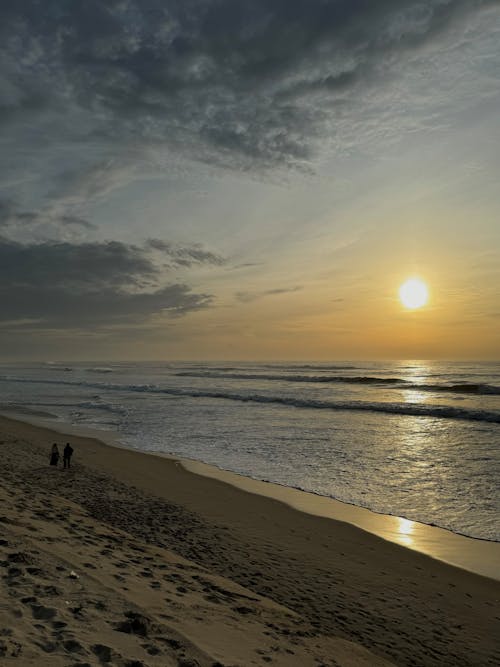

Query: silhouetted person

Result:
[50,443,59,466]
[63,443,74,469]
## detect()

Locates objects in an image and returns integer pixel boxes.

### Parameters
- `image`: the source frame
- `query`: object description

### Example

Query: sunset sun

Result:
[399,278,429,309]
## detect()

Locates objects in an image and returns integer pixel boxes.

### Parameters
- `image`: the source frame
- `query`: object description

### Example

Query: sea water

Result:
[1,360,498,542]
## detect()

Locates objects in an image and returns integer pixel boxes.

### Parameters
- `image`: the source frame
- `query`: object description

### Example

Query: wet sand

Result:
[1,414,499,666]
[180,458,500,581]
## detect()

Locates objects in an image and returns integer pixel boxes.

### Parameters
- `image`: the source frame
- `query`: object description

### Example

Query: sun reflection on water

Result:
[398,518,415,547]
[403,388,427,404]
[398,361,434,405]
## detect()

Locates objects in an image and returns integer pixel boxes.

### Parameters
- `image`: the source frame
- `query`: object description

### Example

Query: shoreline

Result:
[3,409,500,582]
[2,413,500,666]
[1,414,393,666]
[180,458,500,581]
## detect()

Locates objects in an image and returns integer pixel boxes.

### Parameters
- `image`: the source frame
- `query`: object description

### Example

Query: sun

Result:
[399,278,429,309]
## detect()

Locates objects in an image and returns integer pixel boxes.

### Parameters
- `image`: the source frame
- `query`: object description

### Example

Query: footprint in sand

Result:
[141,642,162,656]
[6,566,24,580]
[156,636,184,652]
[35,640,58,654]
[0,637,22,658]
[31,604,57,621]
[63,638,87,655]
[52,620,68,630]
[21,596,38,605]
[7,552,32,564]
[92,643,120,663]
[115,611,157,638]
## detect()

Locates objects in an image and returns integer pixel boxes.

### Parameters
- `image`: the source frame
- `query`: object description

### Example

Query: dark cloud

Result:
[265,286,303,296]
[228,262,265,271]
[0,199,15,224]
[59,215,96,230]
[236,286,302,302]
[0,0,496,356]
[0,0,491,171]
[0,238,154,290]
[0,199,97,241]
[146,238,224,266]
[0,283,209,327]
[0,237,215,329]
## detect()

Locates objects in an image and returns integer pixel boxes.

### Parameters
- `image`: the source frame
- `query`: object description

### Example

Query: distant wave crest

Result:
[174,371,500,395]
[156,388,500,424]
[1,375,499,425]
[84,367,114,374]
[175,371,403,384]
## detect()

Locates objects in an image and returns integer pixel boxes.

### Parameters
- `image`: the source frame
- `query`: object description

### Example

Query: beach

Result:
[2,360,498,545]
[1,415,499,666]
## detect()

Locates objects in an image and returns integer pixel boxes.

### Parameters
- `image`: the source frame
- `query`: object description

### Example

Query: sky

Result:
[1,0,499,361]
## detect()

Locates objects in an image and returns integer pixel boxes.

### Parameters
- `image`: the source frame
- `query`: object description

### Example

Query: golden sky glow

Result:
[0,2,499,361]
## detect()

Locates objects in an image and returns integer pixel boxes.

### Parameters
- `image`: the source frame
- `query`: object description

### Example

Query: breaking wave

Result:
[1,376,499,425]
[174,371,500,394]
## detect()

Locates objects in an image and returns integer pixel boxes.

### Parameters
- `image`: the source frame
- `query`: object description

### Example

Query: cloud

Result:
[146,238,224,267]
[48,157,147,206]
[236,286,303,303]
[0,199,14,224]
[0,198,97,242]
[58,215,96,230]
[0,237,217,329]
[0,0,497,356]
[0,0,495,180]
[0,0,497,265]
[228,262,265,270]
[0,283,210,328]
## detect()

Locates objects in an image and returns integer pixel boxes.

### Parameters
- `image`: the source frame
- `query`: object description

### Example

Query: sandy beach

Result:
[1,415,499,666]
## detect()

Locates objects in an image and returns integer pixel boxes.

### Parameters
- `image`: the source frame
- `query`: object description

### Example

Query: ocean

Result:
[1,360,499,542]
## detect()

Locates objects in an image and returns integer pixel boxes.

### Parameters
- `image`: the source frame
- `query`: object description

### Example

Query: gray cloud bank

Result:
[0,0,497,352]
[1,0,494,172]
[0,194,223,334]
[0,236,219,329]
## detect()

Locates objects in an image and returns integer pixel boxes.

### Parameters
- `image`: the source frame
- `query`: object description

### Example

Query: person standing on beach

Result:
[63,443,74,469]
[49,443,59,466]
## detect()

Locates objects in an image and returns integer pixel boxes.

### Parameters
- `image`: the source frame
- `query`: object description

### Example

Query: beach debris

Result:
[69,570,79,579]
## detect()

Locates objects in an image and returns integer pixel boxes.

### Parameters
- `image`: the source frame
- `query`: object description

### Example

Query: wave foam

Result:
[174,371,500,395]
[1,376,497,425]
